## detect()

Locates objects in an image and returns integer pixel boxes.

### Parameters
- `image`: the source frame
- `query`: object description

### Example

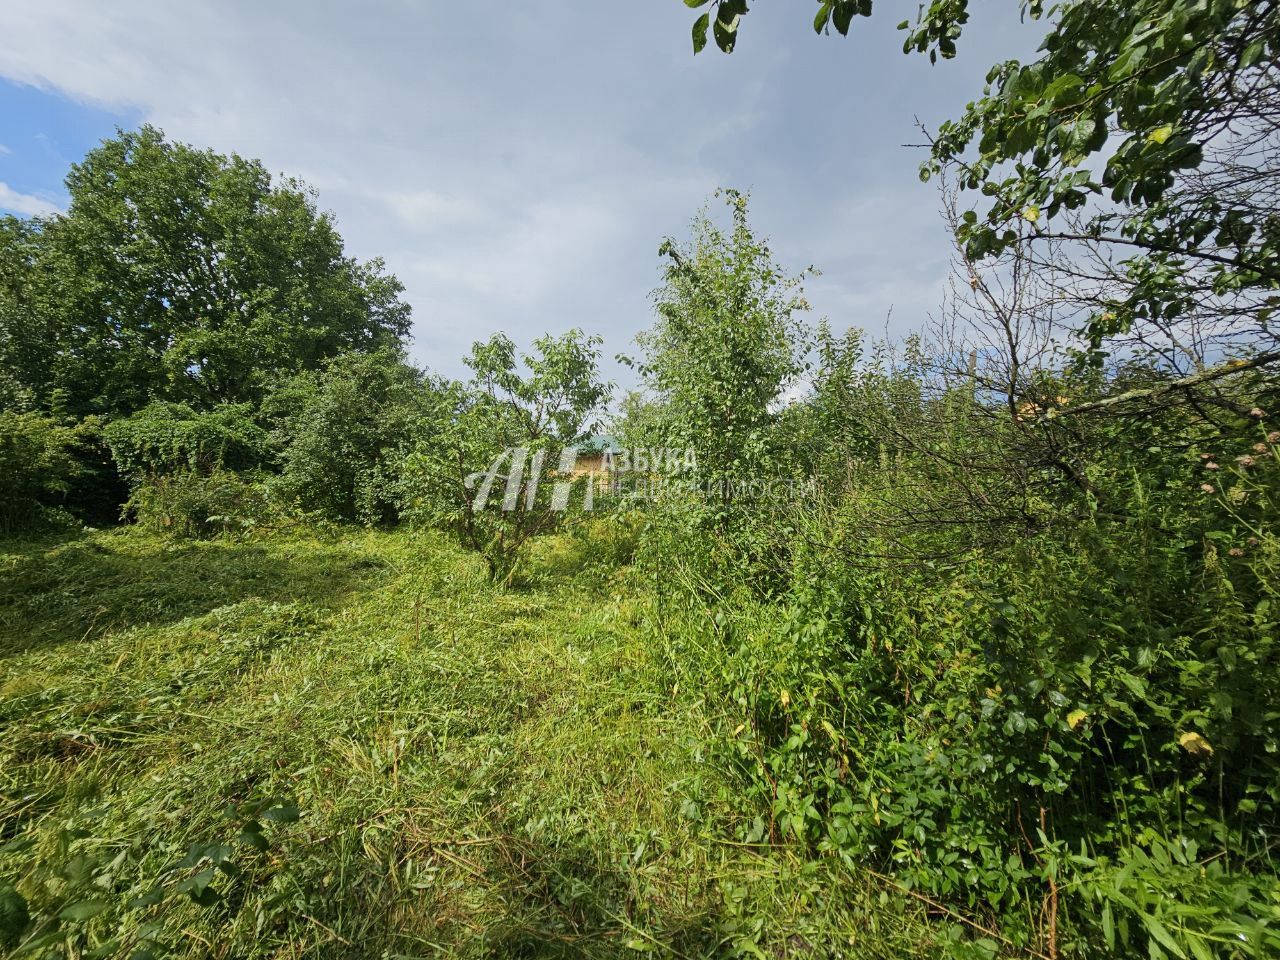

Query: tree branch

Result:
[1042,350,1280,421]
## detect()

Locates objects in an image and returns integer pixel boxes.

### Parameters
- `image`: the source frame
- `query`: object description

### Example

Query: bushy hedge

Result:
[0,410,88,534]
[103,402,271,480]
[122,469,276,539]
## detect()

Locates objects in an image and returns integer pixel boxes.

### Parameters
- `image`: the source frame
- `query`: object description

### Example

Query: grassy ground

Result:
[0,527,939,959]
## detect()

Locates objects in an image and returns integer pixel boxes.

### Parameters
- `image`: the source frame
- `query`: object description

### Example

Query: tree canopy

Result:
[0,126,411,418]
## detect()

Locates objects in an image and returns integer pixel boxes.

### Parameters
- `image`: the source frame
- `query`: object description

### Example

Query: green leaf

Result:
[813,2,832,34]
[0,882,30,949]
[692,12,711,53]
[1070,117,1097,155]
[832,2,856,35]
[1141,915,1187,959]
[59,901,109,922]
[237,826,269,851]
[262,804,300,824]
[713,15,739,53]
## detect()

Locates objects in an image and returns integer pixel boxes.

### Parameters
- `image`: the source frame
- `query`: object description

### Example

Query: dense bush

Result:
[122,468,275,538]
[103,402,271,480]
[643,359,1280,956]
[264,350,440,524]
[0,410,89,534]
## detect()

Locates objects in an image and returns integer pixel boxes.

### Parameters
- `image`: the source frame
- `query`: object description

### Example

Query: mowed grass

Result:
[0,528,935,959]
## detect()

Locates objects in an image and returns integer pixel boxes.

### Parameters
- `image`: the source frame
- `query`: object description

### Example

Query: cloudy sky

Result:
[0,1,1038,384]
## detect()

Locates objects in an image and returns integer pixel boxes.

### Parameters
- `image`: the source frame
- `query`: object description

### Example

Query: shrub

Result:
[123,469,274,538]
[103,402,271,479]
[265,351,437,524]
[0,410,88,534]
[397,332,609,583]
[653,399,1280,957]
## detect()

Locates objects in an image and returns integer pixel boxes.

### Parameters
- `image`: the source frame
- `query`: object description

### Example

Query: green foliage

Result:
[122,468,275,539]
[625,191,812,593]
[265,350,439,524]
[681,0,1280,362]
[921,0,1280,356]
[0,125,410,419]
[0,879,30,950]
[0,411,89,534]
[102,402,270,480]
[638,190,809,499]
[399,330,610,582]
[650,347,1280,956]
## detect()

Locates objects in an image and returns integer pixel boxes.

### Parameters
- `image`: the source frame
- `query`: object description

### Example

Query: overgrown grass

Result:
[1,527,947,959]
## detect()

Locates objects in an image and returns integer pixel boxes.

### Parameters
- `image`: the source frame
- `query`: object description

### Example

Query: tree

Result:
[0,126,411,418]
[682,0,1280,369]
[633,190,810,520]
[399,330,609,583]
[266,350,440,524]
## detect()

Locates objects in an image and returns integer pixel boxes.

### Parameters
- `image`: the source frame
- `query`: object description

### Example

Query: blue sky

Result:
[0,83,138,214]
[0,1,1039,383]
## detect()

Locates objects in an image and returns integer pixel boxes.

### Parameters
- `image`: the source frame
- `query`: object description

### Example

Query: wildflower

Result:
[1269,431,1280,444]
[1255,443,1269,454]
[1237,455,1256,468]
[1200,452,1214,460]
[1179,731,1214,758]
[1250,407,1266,418]
[1205,462,1220,471]
[1248,537,1260,547]
[1200,483,1215,493]
[1229,547,1244,557]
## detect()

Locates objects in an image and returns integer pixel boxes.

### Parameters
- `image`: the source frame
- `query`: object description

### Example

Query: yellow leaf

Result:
[1067,709,1088,730]
[732,723,746,737]
[1178,731,1214,758]
[780,689,791,708]
[1148,124,1173,145]
[1022,205,1040,223]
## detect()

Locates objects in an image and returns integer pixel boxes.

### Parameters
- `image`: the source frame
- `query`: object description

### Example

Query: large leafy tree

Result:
[684,0,1280,370]
[0,126,411,417]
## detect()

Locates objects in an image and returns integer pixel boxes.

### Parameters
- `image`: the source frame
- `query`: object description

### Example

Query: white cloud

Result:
[0,0,1040,382]
[0,144,11,155]
[0,181,60,216]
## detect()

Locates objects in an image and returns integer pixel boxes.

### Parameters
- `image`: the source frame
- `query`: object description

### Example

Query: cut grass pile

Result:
[1,528,940,958]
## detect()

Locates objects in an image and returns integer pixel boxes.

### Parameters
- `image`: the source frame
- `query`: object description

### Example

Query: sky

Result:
[0,1,1040,385]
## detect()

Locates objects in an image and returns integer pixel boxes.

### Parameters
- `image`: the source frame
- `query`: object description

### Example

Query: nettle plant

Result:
[398,330,609,583]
